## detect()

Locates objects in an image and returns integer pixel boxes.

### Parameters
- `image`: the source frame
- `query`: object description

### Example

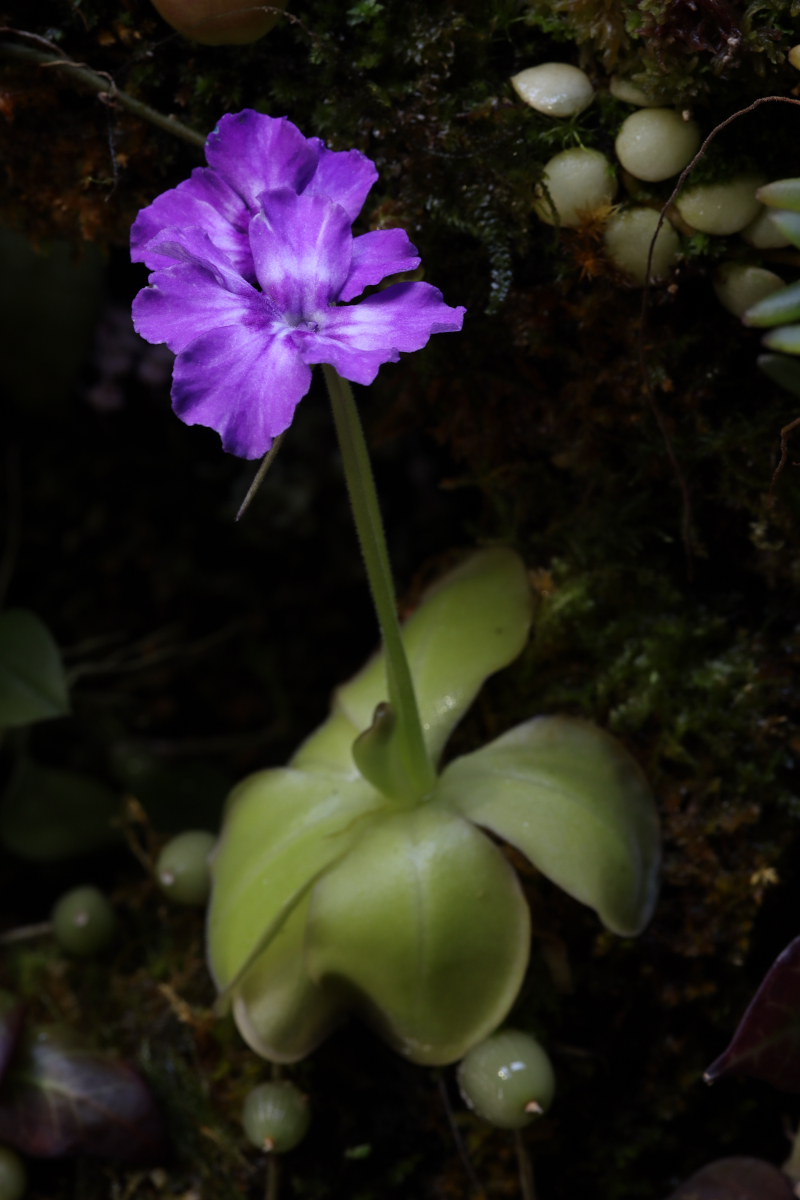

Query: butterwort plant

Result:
[132,110,661,1068]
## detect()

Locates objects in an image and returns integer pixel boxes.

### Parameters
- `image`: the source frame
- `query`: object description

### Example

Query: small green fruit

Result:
[242,1081,310,1153]
[51,886,115,956]
[0,1146,26,1200]
[156,831,216,906]
[457,1029,555,1130]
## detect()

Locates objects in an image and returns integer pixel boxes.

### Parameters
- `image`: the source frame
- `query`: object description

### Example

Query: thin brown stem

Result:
[0,34,206,149]
[768,414,800,507]
[639,95,800,569]
[514,1130,536,1200]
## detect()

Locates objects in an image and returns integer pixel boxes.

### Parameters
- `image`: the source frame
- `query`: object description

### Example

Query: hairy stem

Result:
[323,364,434,802]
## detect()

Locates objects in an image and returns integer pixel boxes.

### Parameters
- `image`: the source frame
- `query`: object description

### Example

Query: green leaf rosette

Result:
[208,548,660,1065]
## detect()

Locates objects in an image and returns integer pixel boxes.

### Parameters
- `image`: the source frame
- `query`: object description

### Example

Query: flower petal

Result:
[143,226,255,293]
[205,111,318,211]
[131,168,254,279]
[338,229,421,302]
[171,322,312,459]
[249,188,353,317]
[303,140,378,221]
[300,282,466,384]
[132,228,262,355]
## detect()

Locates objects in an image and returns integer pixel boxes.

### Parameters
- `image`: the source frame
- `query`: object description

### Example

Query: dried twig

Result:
[639,95,800,564]
[768,414,800,507]
[0,31,206,149]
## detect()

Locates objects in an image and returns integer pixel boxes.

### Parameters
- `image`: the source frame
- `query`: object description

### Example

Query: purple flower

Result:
[131,111,465,458]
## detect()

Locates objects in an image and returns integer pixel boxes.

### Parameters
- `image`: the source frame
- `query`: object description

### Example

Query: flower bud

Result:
[608,77,664,107]
[510,64,594,118]
[533,148,617,228]
[51,886,115,957]
[149,0,287,45]
[604,207,680,285]
[457,1029,555,1130]
[615,109,701,182]
[675,174,766,236]
[0,1147,26,1200]
[740,207,791,249]
[714,264,784,319]
[242,1081,310,1153]
[156,830,216,906]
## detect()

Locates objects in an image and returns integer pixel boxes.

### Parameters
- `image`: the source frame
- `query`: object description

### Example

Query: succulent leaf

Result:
[769,209,800,250]
[757,178,800,212]
[293,548,531,774]
[207,768,386,992]
[304,806,530,1065]
[434,716,660,936]
[743,279,800,327]
[762,323,800,355]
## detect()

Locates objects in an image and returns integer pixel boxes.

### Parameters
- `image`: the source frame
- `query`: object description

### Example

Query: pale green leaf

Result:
[208,768,386,991]
[233,893,344,1063]
[290,707,361,777]
[0,610,69,728]
[434,716,660,936]
[0,762,120,861]
[305,806,530,1065]
[292,548,531,775]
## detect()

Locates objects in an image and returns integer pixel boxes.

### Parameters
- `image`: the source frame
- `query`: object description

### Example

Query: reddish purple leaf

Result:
[0,992,24,1086]
[705,935,800,1092]
[0,1025,169,1163]
[666,1157,794,1199]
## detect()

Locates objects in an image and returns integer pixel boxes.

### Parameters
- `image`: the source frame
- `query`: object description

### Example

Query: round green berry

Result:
[51,886,115,957]
[156,831,216,906]
[0,1145,26,1200]
[457,1030,555,1130]
[242,1081,310,1153]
